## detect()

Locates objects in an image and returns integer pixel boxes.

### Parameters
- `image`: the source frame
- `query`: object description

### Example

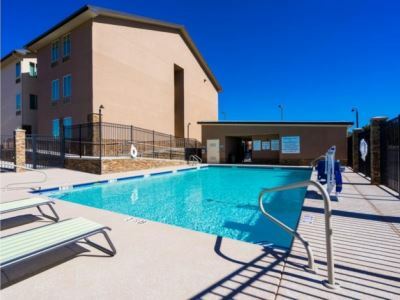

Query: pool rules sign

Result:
[281,136,301,154]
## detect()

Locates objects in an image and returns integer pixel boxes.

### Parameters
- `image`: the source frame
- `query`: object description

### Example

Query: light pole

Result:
[278,104,284,121]
[351,107,359,128]
[187,122,191,140]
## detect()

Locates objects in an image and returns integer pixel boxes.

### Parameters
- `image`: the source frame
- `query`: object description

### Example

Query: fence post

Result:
[32,134,37,169]
[60,124,65,161]
[352,128,362,172]
[170,135,172,159]
[14,128,26,172]
[152,130,155,158]
[79,124,82,158]
[370,116,388,184]
[131,125,134,142]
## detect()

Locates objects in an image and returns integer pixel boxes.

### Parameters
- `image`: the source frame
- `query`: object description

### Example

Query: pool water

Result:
[49,166,311,249]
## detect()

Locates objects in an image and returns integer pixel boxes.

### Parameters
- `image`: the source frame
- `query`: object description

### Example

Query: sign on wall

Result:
[271,139,280,151]
[253,140,261,151]
[281,136,301,154]
[262,141,270,150]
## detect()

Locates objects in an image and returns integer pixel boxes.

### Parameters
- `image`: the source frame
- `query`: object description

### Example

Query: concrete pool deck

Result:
[0,166,399,299]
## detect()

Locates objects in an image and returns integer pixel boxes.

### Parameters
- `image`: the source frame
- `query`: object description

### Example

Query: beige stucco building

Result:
[1,50,38,135]
[20,5,220,140]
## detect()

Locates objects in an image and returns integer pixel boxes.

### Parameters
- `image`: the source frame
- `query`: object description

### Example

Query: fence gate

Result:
[381,116,400,193]
[358,127,371,177]
[26,135,64,169]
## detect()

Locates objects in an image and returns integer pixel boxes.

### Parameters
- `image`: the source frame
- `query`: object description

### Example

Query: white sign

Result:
[360,139,368,161]
[271,140,280,151]
[281,136,301,154]
[253,140,261,151]
[261,141,270,150]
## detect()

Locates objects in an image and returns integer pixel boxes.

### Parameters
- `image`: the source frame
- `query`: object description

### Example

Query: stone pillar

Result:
[87,113,101,156]
[14,129,26,172]
[370,116,388,184]
[352,128,362,172]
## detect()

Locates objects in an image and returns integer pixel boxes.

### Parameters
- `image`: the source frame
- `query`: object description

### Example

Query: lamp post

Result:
[278,104,284,121]
[187,122,191,140]
[351,107,359,128]
[99,105,105,123]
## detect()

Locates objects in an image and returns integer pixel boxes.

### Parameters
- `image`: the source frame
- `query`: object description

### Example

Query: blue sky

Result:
[2,0,399,128]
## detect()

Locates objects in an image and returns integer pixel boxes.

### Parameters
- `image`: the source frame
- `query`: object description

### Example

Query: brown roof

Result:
[23,5,221,91]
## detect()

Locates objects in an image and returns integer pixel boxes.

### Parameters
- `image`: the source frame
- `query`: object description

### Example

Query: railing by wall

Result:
[64,121,202,160]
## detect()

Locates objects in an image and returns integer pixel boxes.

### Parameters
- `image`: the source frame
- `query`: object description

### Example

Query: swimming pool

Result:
[48,166,311,249]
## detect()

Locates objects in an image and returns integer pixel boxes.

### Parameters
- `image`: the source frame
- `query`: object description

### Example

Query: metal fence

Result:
[64,122,202,160]
[26,135,64,169]
[347,135,353,167]
[381,116,399,193]
[0,135,15,169]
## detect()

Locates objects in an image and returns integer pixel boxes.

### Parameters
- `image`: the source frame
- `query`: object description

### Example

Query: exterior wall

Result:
[201,124,348,165]
[36,21,93,135]
[92,16,218,141]
[1,59,22,135]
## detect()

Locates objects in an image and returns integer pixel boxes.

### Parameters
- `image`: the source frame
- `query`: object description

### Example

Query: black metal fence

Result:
[347,135,353,167]
[358,127,371,177]
[0,135,15,169]
[26,135,64,169]
[381,116,400,193]
[64,122,202,160]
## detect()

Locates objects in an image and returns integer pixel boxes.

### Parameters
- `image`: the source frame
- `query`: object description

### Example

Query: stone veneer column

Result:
[352,128,362,172]
[370,116,388,184]
[14,129,26,172]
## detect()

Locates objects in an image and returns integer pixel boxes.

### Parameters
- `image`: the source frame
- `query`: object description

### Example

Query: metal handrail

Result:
[189,154,202,165]
[1,164,48,190]
[258,180,338,289]
[310,155,326,168]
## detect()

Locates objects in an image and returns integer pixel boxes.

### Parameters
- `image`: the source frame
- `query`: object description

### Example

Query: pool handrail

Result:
[258,180,338,289]
[189,154,202,165]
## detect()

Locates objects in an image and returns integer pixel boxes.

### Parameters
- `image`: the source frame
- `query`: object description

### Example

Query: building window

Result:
[29,62,37,77]
[51,79,60,101]
[63,74,72,98]
[63,34,71,59]
[16,62,21,79]
[63,117,72,138]
[52,119,60,137]
[30,94,38,110]
[51,40,60,63]
[16,94,21,114]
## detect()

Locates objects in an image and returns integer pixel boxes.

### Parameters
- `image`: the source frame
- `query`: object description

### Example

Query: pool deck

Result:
[0,166,399,299]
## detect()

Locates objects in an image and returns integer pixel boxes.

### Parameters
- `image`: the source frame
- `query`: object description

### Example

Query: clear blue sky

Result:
[2,0,399,128]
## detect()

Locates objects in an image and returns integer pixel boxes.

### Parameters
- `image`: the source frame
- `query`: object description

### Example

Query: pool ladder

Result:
[188,154,202,165]
[258,180,338,289]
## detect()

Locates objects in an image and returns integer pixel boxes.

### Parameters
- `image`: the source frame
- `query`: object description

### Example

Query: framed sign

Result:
[261,141,270,150]
[281,136,300,154]
[271,139,280,151]
[253,140,261,151]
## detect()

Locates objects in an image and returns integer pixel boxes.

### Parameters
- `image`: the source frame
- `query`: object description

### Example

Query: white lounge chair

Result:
[0,197,59,222]
[0,217,116,269]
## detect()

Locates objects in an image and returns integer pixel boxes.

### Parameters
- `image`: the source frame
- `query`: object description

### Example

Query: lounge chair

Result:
[0,217,116,269]
[0,197,59,222]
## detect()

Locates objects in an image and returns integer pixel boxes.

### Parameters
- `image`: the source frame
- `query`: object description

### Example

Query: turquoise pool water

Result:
[48,166,311,249]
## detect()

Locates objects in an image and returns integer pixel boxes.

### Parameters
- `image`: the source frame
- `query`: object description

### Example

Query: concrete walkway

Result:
[0,167,399,299]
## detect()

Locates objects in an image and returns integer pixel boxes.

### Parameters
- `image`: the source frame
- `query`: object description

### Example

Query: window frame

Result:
[15,62,21,80]
[62,33,71,59]
[51,79,60,101]
[63,74,72,98]
[52,119,60,137]
[16,93,22,114]
[29,94,38,110]
[51,40,60,63]
[29,62,37,77]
